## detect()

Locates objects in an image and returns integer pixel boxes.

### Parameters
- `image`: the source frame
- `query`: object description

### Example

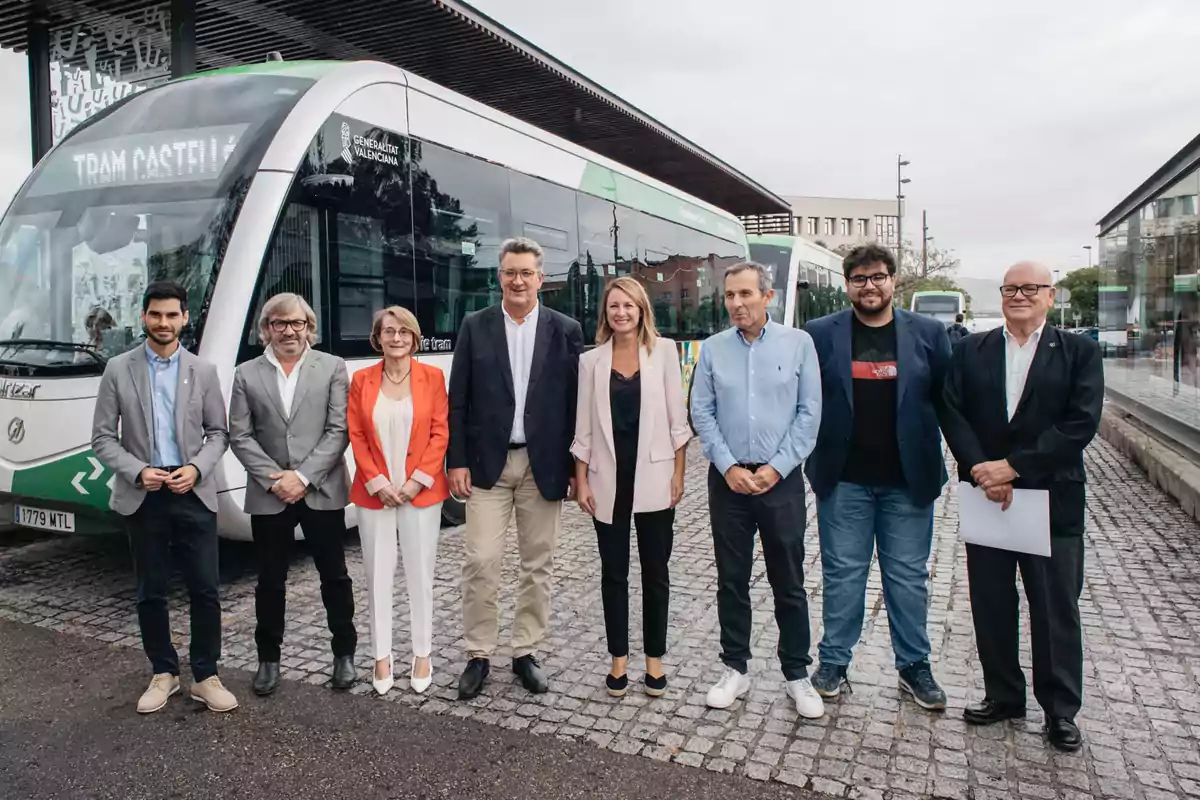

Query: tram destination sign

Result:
[27,124,250,197]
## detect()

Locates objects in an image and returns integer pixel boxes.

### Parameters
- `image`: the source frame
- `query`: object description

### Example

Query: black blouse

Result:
[610,369,641,439]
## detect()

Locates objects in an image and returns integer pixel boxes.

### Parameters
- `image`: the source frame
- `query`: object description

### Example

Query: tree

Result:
[1056,266,1099,327]
[894,240,968,314]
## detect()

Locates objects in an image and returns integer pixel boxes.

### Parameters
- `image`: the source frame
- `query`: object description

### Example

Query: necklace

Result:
[383,365,411,385]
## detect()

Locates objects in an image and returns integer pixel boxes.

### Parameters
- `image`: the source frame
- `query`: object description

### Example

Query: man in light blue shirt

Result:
[146,342,182,468]
[690,261,824,720]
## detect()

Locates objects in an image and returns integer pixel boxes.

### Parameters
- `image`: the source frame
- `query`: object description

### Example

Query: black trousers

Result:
[708,465,812,681]
[965,537,1085,720]
[126,490,221,681]
[593,463,674,659]
[251,502,356,662]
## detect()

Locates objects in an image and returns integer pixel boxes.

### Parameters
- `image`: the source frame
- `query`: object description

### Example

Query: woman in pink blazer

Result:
[572,277,692,698]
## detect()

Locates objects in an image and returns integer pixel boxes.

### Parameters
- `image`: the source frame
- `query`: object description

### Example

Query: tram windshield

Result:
[0,72,314,373]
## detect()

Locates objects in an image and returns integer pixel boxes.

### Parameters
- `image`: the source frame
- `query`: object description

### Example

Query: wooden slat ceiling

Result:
[0,0,790,216]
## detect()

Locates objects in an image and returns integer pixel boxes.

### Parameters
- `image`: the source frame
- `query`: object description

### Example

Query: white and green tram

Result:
[0,59,757,540]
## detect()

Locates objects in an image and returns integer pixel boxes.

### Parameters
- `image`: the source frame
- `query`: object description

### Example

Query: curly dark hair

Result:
[842,244,896,279]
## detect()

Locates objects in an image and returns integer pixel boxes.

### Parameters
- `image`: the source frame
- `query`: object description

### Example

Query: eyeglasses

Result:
[269,319,308,332]
[379,327,411,340]
[847,273,891,288]
[501,269,539,281]
[999,284,1052,298]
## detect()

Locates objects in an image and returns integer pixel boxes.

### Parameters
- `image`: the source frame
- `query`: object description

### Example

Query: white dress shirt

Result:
[503,302,539,445]
[266,345,310,486]
[1003,322,1044,421]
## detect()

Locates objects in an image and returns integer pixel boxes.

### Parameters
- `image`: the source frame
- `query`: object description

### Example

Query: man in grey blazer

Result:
[229,292,356,696]
[91,281,236,715]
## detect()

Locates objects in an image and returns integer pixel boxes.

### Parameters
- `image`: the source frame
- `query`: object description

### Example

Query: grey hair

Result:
[499,236,544,269]
[258,292,318,346]
[723,261,772,294]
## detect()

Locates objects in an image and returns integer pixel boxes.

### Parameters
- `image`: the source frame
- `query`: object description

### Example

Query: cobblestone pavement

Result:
[2,436,1200,800]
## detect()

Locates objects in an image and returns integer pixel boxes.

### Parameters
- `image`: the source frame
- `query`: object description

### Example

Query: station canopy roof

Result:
[0,0,790,217]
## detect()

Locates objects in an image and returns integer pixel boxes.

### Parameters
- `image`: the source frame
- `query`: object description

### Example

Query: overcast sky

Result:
[2,0,1199,280]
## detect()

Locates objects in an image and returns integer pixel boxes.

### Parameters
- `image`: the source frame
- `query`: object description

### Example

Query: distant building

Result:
[782,196,901,253]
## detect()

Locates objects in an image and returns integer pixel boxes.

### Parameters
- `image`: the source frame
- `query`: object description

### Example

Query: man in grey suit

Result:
[92,281,237,715]
[229,292,356,696]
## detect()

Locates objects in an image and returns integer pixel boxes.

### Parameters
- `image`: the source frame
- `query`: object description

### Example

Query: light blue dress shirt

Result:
[146,342,183,468]
[690,319,822,479]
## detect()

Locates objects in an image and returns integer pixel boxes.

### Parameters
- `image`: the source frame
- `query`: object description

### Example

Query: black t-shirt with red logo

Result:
[841,316,906,487]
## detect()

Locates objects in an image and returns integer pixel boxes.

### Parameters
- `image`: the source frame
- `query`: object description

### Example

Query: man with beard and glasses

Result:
[804,244,952,711]
[229,293,356,697]
[92,280,236,714]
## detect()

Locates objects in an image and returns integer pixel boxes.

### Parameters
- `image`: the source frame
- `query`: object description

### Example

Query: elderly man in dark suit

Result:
[942,260,1103,752]
[448,237,584,699]
[229,292,356,697]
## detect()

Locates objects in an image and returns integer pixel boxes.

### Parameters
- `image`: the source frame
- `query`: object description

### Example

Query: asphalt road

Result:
[0,619,810,800]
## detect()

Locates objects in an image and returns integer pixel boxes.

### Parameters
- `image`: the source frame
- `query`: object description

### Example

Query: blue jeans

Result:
[816,482,934,670]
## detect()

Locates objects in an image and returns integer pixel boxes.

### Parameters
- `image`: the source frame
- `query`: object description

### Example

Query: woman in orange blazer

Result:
[349,306,450,697]
[572,277,692,698]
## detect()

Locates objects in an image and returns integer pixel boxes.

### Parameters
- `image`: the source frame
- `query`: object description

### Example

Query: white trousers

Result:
[358,501,443,661]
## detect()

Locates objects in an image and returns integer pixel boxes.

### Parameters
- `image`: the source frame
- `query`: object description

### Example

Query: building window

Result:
[857,219,868,236]
[839,218,850,236]
[806,217,818,235]
[875,216,885,240]
[1181,195,1198,217]
[885,217,896,245]
[823,217,834,236]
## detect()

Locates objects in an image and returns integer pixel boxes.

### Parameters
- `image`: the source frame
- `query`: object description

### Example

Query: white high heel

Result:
[372,654,394,696]
[410,656,433,694]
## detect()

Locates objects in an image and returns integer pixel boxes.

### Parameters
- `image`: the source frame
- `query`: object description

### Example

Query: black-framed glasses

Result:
[847,272,891,288]
[269,319,308,333]
[999,284,1052,299]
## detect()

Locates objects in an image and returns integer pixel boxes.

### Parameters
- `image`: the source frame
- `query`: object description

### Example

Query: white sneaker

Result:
[787,677,825,719]
[705,666,751,709]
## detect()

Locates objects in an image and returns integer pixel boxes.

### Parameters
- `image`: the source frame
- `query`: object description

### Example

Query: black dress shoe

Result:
[330,656,355,690]
[253,662,280,696]
[458,658,490,700]
[513,655,549,694]
[963,698,1026,725]
[1047,717,1083,752]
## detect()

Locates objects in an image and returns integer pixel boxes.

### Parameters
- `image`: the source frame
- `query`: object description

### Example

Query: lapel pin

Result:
[1048,343,1058,348]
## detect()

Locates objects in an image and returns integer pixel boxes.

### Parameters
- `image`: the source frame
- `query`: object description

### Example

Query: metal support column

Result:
[27,3,53,163]
[170,0,197,78]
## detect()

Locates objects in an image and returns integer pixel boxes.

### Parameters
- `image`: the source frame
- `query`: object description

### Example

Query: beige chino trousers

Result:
[461,448,562,659]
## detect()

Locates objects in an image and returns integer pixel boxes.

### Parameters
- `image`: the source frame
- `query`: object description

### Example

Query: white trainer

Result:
[705,666,751,709]
[787,677,825,719]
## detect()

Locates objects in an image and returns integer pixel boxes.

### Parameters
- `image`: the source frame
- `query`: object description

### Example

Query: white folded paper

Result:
[957,484,1051,557]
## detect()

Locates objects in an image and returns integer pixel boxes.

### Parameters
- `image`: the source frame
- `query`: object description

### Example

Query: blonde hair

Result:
[258,293,318,346]
[369,306,422,353]
[595,277,659,352]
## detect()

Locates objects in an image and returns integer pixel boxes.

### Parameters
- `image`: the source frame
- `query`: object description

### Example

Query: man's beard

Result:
[852,296,892,318]
[144,325,179,344]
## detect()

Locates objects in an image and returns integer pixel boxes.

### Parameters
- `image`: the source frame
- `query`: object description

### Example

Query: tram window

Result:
[246,203,324,346]
[510,172,579,325]
[412,140,511,343]
[576,195,639,342]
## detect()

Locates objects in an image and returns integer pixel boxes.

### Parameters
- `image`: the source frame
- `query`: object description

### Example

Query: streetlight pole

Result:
[897,155,911,269]
[1083,244,1093,269]
[922,210,929,277]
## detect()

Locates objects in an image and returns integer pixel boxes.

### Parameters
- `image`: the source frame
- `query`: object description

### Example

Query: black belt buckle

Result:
[738,462,765,472]
[158,465,183,473]
[508,442,526,450]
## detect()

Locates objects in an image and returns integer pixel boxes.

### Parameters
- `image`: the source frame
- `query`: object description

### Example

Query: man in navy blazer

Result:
[804,244,951,711]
